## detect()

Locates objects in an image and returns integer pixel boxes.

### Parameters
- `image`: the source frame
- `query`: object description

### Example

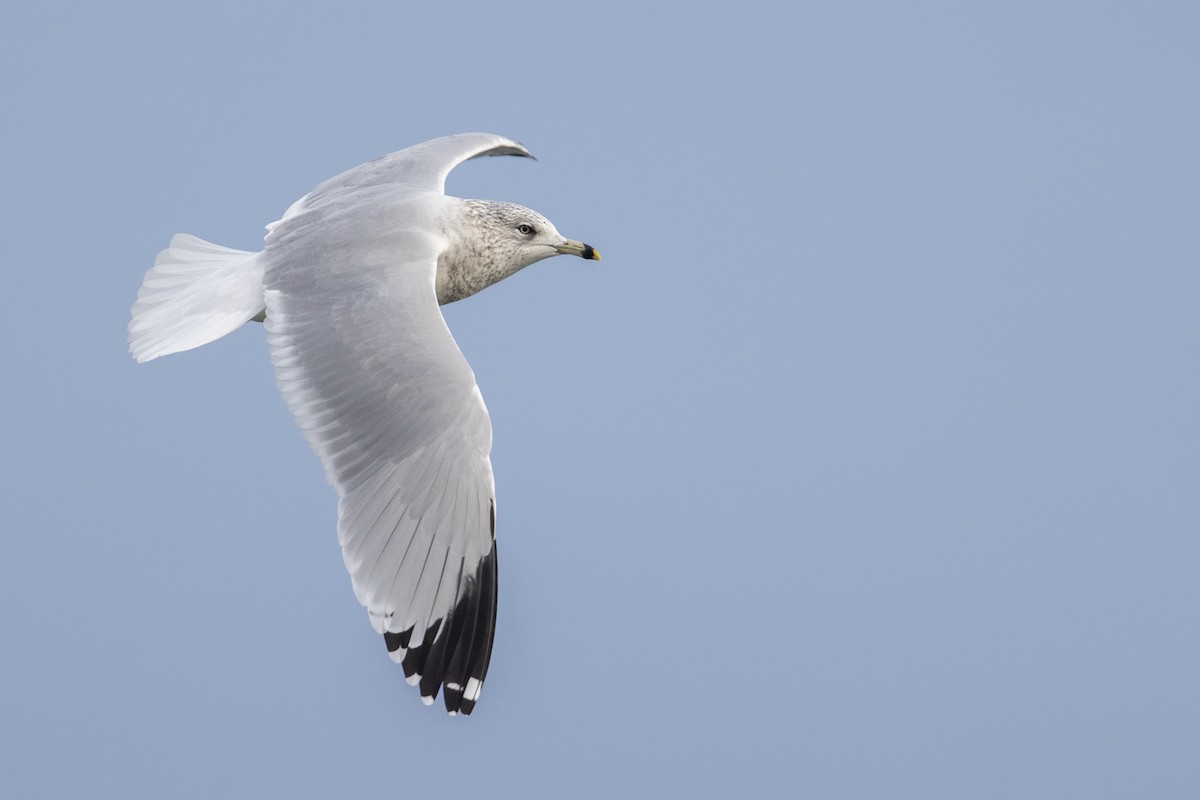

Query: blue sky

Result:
[2,2,1198,797]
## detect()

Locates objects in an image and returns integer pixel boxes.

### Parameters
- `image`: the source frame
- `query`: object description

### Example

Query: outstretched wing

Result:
[272,133,532,229]
[261,135,530,714]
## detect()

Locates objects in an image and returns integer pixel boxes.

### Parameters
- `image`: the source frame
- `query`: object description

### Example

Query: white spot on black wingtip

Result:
[378,539,498,714]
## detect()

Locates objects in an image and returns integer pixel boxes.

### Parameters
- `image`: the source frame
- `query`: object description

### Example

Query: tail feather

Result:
[128,234,265,363]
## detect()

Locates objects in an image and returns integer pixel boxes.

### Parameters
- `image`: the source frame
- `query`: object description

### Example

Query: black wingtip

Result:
[383,543,499,716]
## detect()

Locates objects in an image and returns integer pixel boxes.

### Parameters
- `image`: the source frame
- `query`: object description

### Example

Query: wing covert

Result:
[273,133,532,230]
[262,196,498,714]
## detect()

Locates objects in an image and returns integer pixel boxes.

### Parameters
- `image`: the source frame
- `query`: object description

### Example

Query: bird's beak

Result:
[555,238,601,261]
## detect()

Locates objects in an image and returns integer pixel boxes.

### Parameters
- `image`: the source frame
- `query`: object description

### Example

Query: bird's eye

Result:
[516,223,535,236]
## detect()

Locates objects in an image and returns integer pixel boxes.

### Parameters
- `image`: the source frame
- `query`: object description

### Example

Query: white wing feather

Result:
[260,134,528,712]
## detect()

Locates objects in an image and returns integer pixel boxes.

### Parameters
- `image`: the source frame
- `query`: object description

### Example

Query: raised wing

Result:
[262,189,498,714]
[273,133,532,228]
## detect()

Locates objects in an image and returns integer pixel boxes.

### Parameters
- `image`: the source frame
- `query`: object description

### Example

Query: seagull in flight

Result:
[129,133,600,714]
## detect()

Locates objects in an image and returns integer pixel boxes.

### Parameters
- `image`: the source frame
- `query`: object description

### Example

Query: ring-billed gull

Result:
[128,133,600,715]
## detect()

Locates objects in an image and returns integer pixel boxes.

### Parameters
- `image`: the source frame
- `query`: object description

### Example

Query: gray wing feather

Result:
[261,141,513,711]
[274,133,532,228]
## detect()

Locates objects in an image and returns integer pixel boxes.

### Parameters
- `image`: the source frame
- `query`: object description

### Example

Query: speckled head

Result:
[436,199,600,304]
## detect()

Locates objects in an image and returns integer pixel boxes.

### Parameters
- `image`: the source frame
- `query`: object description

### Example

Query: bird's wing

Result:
[262,189,499,715]
[272,133,532,228]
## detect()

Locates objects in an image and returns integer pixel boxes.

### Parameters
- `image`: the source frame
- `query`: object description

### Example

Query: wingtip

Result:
[377,543,497,715]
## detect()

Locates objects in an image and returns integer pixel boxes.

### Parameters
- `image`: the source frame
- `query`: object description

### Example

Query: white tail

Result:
[128,234,266,363]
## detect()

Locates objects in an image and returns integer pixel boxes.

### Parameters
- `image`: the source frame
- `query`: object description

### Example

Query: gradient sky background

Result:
[3,2,1198,798]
